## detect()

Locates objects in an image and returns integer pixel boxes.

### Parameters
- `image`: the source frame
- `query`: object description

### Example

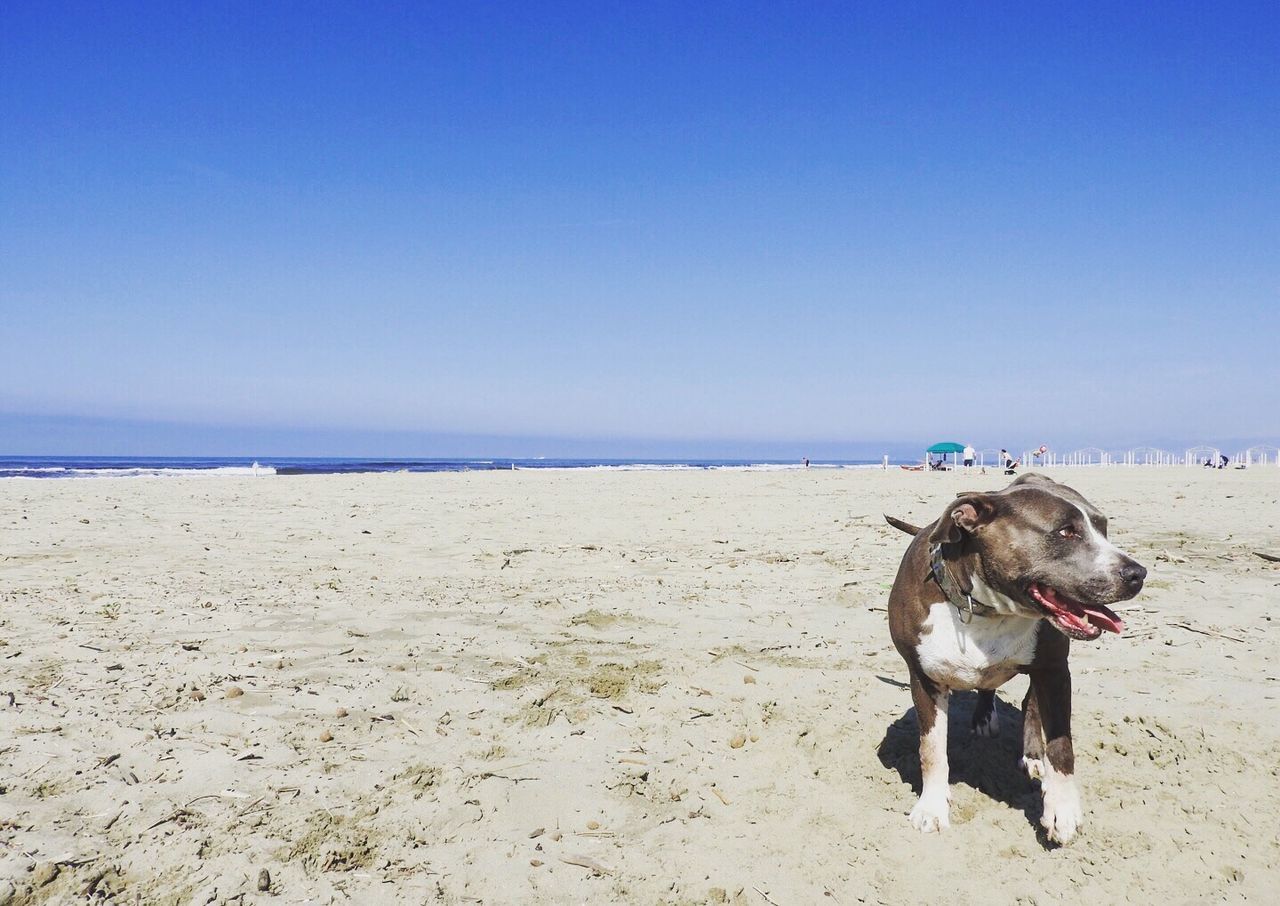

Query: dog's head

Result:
[930,473,1146,640]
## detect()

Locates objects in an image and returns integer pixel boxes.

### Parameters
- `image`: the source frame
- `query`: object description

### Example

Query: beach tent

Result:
[1239,445,1280,467]
[1184,445,1219,467]
[925,441,966,470]
[976,447,1001,467]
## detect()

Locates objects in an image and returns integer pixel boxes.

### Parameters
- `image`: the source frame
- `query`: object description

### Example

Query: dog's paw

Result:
[908,792,951,833]
[973,709,1000,738]
[1040,773,1083,845]
[1021,755,1045,780]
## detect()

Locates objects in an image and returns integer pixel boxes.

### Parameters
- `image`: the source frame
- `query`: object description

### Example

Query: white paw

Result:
[909,791,951,833]
[1021,756,1044,780]
[974,710,1000,738]
[1040,773,1084,845]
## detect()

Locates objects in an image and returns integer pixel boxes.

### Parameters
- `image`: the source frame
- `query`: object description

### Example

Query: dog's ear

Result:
[929,494,997,544]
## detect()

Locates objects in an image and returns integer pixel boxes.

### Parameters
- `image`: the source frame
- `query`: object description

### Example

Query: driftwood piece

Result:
[1168,622,1246,643]
[559,853,612,875]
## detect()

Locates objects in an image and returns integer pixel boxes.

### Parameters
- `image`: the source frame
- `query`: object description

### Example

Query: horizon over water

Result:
[0,455,901,479]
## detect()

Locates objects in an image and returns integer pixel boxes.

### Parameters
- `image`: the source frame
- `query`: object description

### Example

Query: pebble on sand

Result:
[336,707,349,718]
[225,686,244,698]
[729,733,746,749]
[743,674,757,684]
[319,729,334,742]
[257,869,271,892]
[189,689,206,701]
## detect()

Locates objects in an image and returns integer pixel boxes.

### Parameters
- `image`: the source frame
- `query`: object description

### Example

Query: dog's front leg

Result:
[1020,684,1045,779]
[1029,667,1083,844]
[908,669,951,832]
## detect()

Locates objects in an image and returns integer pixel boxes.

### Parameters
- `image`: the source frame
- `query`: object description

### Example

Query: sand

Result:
[2,466,1278,904]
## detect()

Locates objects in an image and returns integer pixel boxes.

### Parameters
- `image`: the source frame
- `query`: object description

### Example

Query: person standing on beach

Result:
[963,444,975,468]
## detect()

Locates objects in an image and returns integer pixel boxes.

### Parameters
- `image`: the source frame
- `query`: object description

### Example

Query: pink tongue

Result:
[1040,586,1125,635]
[1080,605,1124,634]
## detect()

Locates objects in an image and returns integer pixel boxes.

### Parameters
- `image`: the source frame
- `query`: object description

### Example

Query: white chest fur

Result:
[917,602,1041,690]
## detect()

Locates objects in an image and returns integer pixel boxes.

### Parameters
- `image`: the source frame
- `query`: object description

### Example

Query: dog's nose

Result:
[1120,561,1147,591]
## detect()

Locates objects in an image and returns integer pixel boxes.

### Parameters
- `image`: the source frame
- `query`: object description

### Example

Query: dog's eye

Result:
[1057,526,1079,539]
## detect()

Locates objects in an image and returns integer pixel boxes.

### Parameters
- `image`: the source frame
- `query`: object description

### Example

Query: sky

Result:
[2,2,1278,456]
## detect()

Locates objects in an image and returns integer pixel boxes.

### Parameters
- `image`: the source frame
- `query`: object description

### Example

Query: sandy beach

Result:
[2,467,1278,904]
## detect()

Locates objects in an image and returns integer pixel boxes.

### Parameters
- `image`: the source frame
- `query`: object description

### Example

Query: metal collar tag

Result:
[928,542,996,621]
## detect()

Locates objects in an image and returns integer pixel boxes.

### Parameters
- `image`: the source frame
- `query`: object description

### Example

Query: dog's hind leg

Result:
[971,689,1000,738]
[1020,684,1045,779]
[907,670,951,833]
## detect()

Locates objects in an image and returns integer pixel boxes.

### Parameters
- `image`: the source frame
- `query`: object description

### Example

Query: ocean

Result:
[0,456,894,479]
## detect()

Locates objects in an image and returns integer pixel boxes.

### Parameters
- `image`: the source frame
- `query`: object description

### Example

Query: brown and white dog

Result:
[884,473,1146,844]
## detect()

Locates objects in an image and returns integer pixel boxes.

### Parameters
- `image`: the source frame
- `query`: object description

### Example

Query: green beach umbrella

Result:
[924,441,967,469]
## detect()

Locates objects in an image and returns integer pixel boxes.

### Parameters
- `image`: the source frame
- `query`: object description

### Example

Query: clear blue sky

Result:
[2,2,1277,455]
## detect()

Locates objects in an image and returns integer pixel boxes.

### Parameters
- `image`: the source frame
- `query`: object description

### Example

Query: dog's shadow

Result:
[876,691,1047,841]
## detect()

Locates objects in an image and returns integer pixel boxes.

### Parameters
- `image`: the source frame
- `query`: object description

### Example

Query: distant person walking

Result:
[803,457,810,469]
[962,444,975,468]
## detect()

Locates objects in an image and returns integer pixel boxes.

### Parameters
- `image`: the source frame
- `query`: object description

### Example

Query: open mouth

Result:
[1028,583,1125,641]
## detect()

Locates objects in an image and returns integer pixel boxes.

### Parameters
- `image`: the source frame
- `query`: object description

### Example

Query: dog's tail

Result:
[884,515,922,536]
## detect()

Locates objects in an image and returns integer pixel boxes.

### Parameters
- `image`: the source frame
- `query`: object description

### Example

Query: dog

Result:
[884,473,1146,844]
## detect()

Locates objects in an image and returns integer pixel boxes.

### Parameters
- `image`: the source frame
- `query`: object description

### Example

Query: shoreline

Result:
[5,457,1279,480]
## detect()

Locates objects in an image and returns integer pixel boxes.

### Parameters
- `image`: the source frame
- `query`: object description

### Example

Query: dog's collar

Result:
[928,542,998,622]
